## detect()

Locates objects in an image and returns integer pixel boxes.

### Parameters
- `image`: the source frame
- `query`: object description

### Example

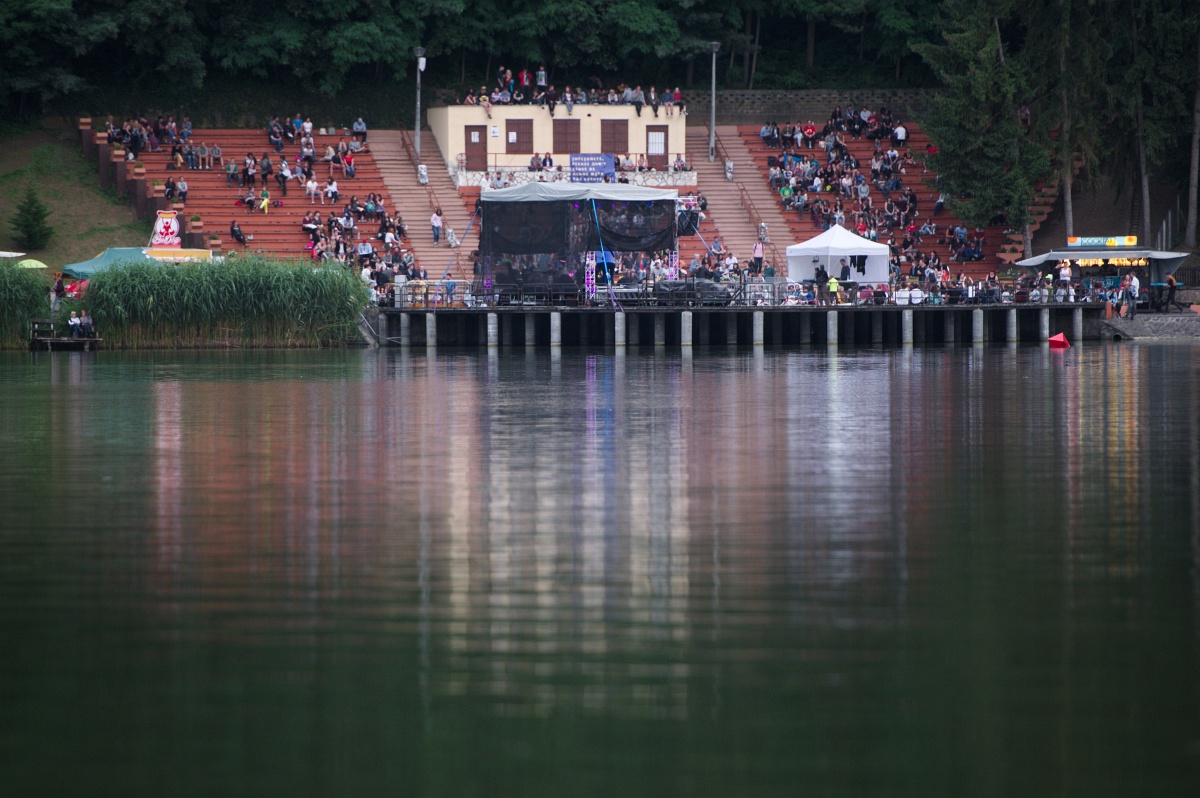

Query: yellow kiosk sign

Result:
[1066,235,1138,247]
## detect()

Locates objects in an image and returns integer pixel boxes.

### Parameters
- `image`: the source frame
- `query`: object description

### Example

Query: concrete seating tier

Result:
[133,129,419,262]
[736,124,1016,279]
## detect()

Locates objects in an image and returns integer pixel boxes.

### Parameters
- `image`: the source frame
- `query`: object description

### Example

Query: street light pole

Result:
[708,41,720,162]
[414,47,426,166]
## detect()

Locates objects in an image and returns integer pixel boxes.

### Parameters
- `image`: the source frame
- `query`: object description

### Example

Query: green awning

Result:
[61,248,158,279]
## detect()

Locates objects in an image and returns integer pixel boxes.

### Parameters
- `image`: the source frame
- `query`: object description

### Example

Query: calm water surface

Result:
[1,345,1198,796]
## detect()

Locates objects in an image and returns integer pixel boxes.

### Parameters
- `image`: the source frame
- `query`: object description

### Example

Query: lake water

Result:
[1,345,1198,795]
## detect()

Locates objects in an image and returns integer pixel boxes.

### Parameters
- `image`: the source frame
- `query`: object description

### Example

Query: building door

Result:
[465,125,487,171]
[646,125,668,171]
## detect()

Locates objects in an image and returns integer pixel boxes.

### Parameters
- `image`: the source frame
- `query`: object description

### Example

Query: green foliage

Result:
[81,256,369,348]
[10,184,53,250]
[914,1,1052,229]
[0,260,49,347]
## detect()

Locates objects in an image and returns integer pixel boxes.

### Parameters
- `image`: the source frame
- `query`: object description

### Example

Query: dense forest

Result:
[1,0,1198,248]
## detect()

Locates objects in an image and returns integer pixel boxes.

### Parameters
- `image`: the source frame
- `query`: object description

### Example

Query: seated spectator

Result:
[68,311,81,337]
[352,117,367,143]
[230,220,248,247]
[176,176,188,205]
[79,309,94,337]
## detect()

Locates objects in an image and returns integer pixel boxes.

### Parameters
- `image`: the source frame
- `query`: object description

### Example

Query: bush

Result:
[10,184,53,250]
[0,261,50,347]
[82,256,369,348]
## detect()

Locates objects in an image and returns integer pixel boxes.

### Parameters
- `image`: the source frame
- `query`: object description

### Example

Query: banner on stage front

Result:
[570,154,615,183]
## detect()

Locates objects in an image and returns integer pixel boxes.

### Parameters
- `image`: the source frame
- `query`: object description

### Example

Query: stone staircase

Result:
[686,126,790,272]
[371,129,477,279]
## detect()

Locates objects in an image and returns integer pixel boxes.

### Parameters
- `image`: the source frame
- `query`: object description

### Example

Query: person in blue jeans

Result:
[431,208,443,246]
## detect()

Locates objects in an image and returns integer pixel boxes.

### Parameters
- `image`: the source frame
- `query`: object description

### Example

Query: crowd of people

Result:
[462,66,685,119]
[759,105,991,273]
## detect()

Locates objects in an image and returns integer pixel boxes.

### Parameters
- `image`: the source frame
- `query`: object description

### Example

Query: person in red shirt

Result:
[801,120,817,149]
[517,68,533,103]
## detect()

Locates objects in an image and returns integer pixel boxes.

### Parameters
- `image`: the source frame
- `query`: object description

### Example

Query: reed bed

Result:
[83,256,369,348]
[0,261,50,348]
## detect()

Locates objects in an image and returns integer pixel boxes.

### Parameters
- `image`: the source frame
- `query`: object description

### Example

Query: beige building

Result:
[426,104,689,174]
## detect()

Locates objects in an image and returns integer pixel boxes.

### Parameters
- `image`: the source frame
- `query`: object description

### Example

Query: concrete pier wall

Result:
[377,306,1111,348]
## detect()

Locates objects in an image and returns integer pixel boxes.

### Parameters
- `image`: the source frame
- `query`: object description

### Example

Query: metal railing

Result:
[732,180,784,267]
[456,152,692,175]
[397,128,421,179]
[381,273,1119,310]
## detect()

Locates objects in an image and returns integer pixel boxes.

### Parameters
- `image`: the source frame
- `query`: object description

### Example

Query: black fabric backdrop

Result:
[481,199,676,256]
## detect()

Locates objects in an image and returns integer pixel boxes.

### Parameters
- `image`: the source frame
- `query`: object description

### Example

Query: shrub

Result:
[0,261,50,347]
[10,184,53,250]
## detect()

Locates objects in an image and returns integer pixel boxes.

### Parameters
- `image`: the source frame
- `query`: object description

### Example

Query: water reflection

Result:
[1,345,1198,794]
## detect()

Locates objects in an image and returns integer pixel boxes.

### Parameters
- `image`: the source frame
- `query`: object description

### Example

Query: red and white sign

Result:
[151,210,182,247]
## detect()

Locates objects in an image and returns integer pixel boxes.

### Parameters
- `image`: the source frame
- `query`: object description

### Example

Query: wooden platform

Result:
[29,337,103,352]
[29,319,102,351]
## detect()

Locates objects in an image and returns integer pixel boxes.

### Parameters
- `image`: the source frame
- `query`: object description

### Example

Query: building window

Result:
[553,119,581,154]
[506,119,533,154]
[600,119,628,155]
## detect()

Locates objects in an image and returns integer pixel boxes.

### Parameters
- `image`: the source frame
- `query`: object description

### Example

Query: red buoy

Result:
[1049,332,1070,349]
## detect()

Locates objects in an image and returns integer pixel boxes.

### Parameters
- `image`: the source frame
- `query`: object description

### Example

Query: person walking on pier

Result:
[1165,272,1188,313]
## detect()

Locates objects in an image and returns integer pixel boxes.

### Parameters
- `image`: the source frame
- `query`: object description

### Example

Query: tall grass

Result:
[0,261,49,348]
[83,256,369,348]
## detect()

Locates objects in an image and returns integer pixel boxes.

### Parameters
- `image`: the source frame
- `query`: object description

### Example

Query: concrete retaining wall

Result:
[686,89,935,124]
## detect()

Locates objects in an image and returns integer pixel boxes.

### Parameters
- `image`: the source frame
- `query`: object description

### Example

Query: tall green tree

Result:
[915,1,1050,255]
[11,184,53,250]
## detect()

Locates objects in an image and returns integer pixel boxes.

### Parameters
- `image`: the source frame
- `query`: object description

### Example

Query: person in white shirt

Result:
[325,178,339,203]
[431,208,443,246]
[306,177,321,204]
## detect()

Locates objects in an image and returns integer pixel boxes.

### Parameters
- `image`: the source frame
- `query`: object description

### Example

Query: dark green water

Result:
[1,345,1198,796]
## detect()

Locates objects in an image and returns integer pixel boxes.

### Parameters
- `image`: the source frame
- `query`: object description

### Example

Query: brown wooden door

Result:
[646,125,668,170]
[465,125,487,171]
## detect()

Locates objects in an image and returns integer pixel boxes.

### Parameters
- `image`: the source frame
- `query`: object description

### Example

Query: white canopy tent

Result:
[786,225,890,284]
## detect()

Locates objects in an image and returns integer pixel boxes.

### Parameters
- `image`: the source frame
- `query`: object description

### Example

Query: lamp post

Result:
[708,41,720,162]
[414,46,426,166]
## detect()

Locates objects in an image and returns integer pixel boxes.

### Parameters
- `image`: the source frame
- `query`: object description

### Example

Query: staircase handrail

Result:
[733,181,783,268]
[397,128,421,179]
